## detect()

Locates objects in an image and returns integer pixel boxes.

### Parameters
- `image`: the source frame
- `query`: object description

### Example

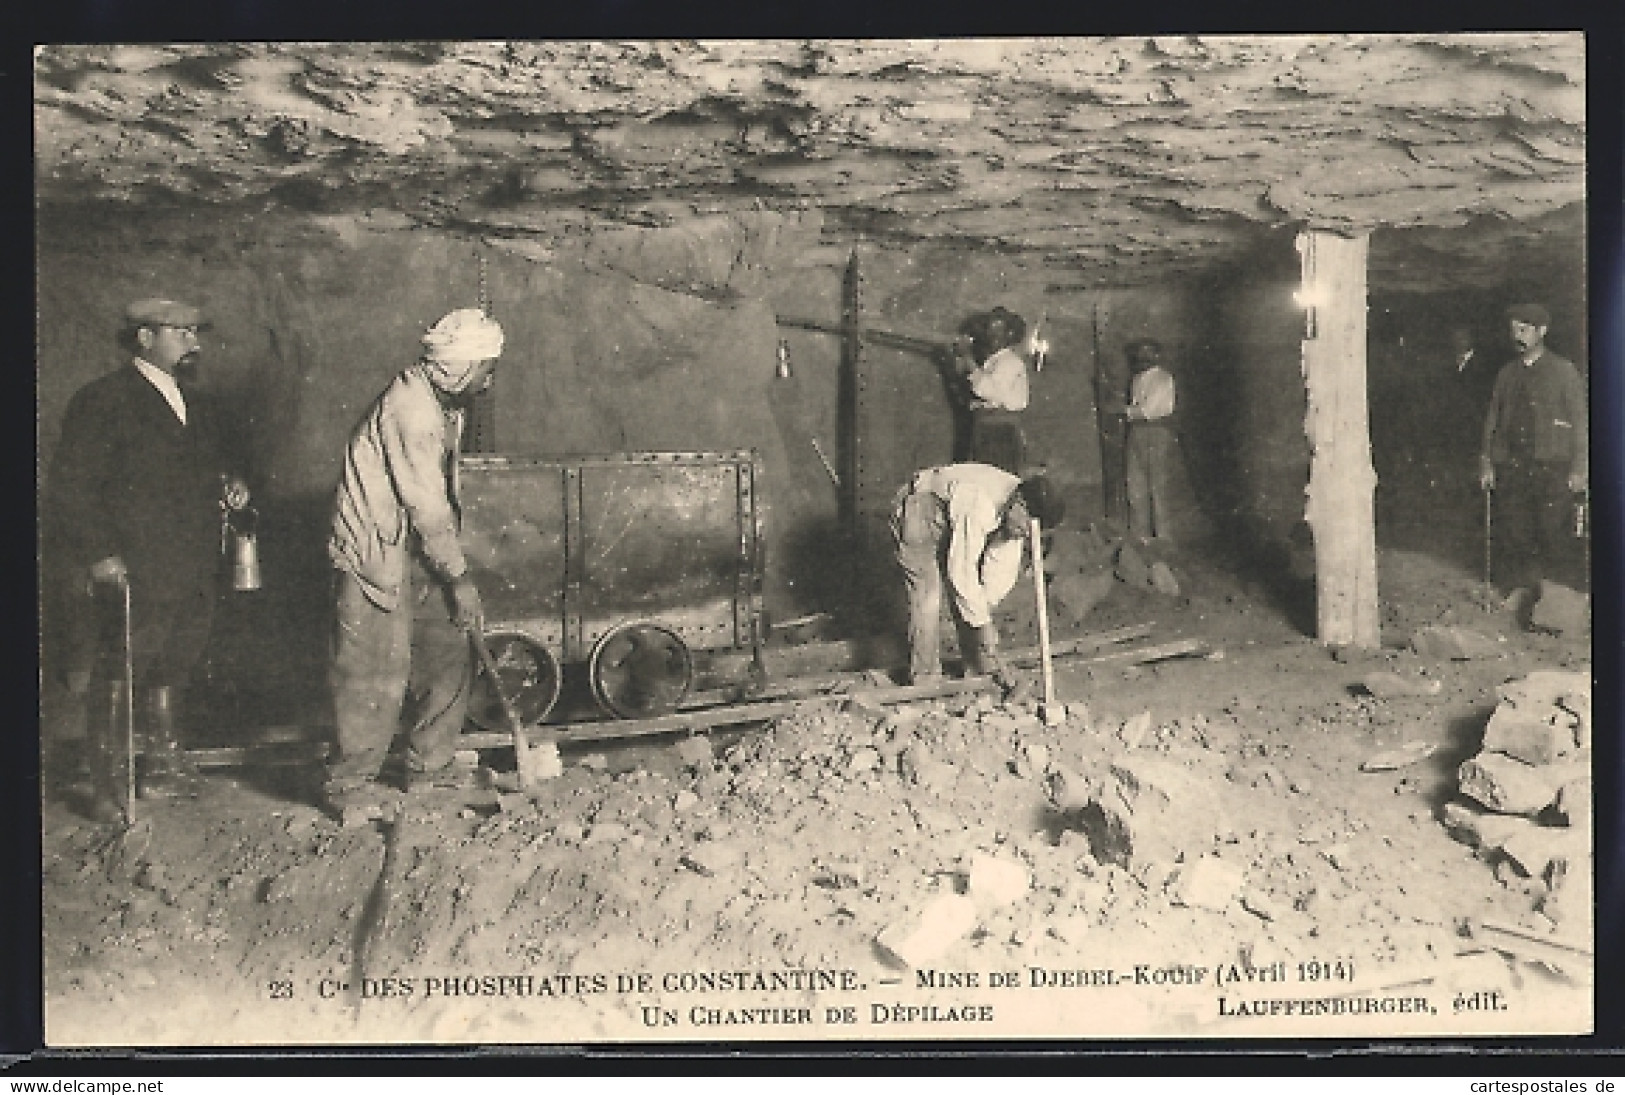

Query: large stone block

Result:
[1499,827,1588,884]
[1457,753,1585,816]
[1440,801,1539,850]
[1068,756,1225,869]
[1497,671,1591,751]
[1482,705,1579,766]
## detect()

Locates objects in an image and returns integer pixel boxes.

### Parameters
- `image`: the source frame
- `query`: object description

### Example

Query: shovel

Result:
[469,630,544,790]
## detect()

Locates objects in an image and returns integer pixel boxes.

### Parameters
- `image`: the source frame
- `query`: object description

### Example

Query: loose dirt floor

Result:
[40,538,1593,1047]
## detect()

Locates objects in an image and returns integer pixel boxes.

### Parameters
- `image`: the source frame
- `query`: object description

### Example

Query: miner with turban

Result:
[324,308,505,819]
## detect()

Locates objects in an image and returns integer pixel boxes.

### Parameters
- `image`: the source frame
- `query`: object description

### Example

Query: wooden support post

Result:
[1092,296,1127,523]
[1297,229,1379,649]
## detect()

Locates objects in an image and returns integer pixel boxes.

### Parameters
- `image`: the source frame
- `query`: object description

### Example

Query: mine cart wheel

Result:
[588,621,694,719]
[468,631,563,732]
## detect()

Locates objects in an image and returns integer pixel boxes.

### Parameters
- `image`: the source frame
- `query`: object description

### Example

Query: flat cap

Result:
[125,298,207,329]
[1505,302,1550,328]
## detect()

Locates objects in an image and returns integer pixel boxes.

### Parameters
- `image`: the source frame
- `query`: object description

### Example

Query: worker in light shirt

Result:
[1122,338,1177,543]
[325,308,504,820]
[890,463,1065,686]
[956,307,1030,473]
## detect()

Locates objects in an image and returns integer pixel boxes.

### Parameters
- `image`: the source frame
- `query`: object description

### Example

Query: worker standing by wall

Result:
[323,308,504,820]
[954,306,1031,474]
[1122,338,1178,544]
[1478,302,1587,598]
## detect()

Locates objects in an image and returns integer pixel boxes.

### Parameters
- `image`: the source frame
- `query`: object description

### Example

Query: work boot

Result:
[405,752,482,794]
[322,777,400,828]
[40,681,90,796]
[135,686,203,799]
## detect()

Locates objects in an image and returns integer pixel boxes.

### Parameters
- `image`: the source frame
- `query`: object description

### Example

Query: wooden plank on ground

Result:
[185,627,1199,762]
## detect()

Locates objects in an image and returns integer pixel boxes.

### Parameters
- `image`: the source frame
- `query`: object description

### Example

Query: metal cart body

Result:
[459,450,764,674]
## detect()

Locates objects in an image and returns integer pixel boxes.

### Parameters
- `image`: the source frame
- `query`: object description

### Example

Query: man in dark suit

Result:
[48,298,249,820]
[1478,302,1587,597]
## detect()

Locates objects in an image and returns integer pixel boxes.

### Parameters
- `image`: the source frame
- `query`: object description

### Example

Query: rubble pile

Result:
[41,547,1592,1042]
[1444,671,1592,930]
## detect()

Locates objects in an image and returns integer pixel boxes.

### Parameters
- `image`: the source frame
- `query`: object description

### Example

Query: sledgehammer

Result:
[470,630,544,789]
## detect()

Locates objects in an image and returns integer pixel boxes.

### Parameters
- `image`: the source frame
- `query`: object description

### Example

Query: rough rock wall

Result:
[40,203,1224,648]
[1182,234,1313,555]
[34,38,1586,289]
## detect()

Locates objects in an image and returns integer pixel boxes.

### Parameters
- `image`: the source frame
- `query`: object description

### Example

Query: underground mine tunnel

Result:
[34,38,1595,1045]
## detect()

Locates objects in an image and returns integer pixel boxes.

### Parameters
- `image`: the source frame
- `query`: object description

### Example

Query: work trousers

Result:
[969,411,1026,475]
[327,563,473,790]
[890,487,978,682]
[1126,422,1175,541]
[62,574,216,693]
[1492,459,1580,592]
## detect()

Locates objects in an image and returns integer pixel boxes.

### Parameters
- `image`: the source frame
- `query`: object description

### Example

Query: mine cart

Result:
[457,450,765,726]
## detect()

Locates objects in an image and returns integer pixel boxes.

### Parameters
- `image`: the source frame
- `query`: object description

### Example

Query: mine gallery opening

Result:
[34,37,1593,1044]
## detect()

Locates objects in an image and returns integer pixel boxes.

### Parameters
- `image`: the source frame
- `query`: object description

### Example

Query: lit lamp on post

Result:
[1293,282,1325,341]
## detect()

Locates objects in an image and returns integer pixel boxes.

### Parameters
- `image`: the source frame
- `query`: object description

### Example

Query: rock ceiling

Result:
[34,36,1587,288]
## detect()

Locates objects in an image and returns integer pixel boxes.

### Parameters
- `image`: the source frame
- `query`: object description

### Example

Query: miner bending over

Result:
[890,463,1064,686]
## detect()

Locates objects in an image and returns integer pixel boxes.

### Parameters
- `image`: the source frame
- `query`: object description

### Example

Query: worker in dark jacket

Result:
[48,298,249,819]
[1478,302,1588,595]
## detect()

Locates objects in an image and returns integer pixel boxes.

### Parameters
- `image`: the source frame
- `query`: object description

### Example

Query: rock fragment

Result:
[1169,856,1243,912]
[1114,542,1151,588]
[1149,561,1181,597]
[675,736,713,767]
[1499,827,1586,882]
[1457,754,1585,816]
[1553,779,1591,828]
[875,894,978,968]
[1529,580,1589,635]
[966,854,1030,907]
[848,747,882,774]
[681,841,742,877]
[1410,626,1504,660]
[1482,705,1579,767]
[1441,802,1538,851]
[1361,671,1442,698]
[1240,890,1286,922]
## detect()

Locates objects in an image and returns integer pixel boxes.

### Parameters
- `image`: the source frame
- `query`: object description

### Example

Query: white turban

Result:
[421,308,505,392]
